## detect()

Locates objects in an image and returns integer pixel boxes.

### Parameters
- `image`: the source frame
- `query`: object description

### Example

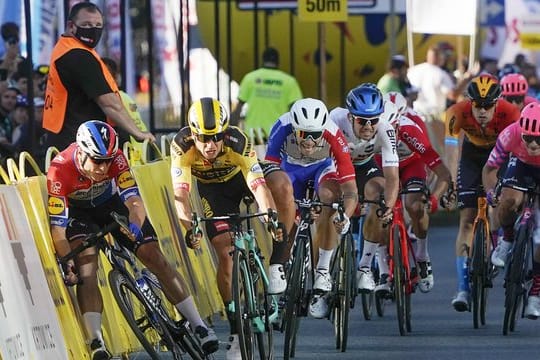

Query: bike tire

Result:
[375,291,387,317]
[392,225,407,336]
[254,256,274,360]
[108,270,179,360]
[232,250,255,359]
[283,241,305,360]
[470,219,487,329]
[338,233,354,352]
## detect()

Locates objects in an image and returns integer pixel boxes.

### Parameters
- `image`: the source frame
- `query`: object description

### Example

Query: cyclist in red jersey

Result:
[500,73,538,111]
[378,92,453,294]
[483,103,540,318]
[445,74,520,312]
[47,121,218,359]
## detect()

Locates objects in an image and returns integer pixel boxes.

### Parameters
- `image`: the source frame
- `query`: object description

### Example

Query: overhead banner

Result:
[298,0,348,22]
[406,0,477,35]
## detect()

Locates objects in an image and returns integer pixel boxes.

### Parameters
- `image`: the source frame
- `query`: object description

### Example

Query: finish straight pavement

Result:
[128,223,540,360]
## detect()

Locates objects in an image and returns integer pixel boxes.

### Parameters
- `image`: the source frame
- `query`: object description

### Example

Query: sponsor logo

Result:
[50,181,62,194]
[48,196,66,215]
[114,156,128,171]
[386,129,397,154]
[250,177,266,189]
[174,182,190,191]
[250,163,263,173]
[117,171,136,189]
[367,167,378,175]
[172,167,182,177]
[402,131,426,154]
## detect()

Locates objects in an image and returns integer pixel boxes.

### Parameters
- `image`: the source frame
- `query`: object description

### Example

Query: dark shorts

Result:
[457,139,492,209]
[66,194,157,254]
[354,158,384,196]
[501,157,540,191]
[197,171,252,239]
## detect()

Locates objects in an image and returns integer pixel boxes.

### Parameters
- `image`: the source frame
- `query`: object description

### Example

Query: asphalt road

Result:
[128,223,540,360]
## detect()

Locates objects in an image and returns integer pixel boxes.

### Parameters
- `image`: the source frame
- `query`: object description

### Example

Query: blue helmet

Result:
[345,83,384,117]
[76,120,119,159]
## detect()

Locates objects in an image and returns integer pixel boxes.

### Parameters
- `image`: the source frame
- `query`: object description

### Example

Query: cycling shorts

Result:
[501,157,540,191]
[456,139,492,209]
[281,157,337,200]
[354,158,384,196]
[400,159,427,187]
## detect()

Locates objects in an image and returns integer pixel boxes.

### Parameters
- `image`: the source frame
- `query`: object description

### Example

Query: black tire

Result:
[503,224,530,335]
[470,220,487,329]
[375,291,387,317]
[331,233,353,352]
[283,240,305,359]
[108,270,180,360]
[361,292,374,320]
[392,225,407,336]
[233,250,256,359]
[254,257,273,360]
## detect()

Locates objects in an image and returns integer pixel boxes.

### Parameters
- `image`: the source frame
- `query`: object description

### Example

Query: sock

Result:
[456,256,469,292]
[317,248,334,272]
[415,237,429,262]
[83,312,103,342]
[175,296,205,328]
[359,240,378,269]
[377,245,389,275]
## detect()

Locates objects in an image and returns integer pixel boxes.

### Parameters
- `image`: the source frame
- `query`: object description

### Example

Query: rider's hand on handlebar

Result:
[440,183,457,210]
[379,206,393,226]
[60,260,79,287]
[184,228,203,250]
[332,213,350,235]
[486,188,498,207]
[428,195,439,214]
[266,209,284,242]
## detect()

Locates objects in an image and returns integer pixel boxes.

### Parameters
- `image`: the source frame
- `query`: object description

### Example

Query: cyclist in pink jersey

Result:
[483,102,540,318]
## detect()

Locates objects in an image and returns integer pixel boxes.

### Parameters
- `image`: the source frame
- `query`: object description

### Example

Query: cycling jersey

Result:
[170,126,266,192]
[445,99,520,148]
[398,111,442,170]
[47,143,140,227]
[486,122,540,169]
[265,112,355,183]
[329,107,399,167]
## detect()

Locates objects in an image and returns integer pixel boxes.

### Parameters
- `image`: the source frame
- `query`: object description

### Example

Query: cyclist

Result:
[330,83,399,295]
[444,74,520,311]
[264,97,358,319]
[171,98,282,360]
[382,91,454,293]
[482,103,540,319]
[48,121,218,360]
[500,73,538,111]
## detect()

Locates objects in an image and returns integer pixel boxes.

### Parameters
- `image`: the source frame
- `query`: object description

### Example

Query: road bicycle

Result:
[192,197,279,359]
[59,212,208,360]
[468,185,496,329]
[327,198,357,352]
[502,182,540,336]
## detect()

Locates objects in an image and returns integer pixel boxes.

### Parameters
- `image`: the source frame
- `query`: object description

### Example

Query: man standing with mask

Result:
[43,2,154,151]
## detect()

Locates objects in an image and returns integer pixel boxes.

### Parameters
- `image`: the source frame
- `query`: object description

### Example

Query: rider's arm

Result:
[443,105,461,182]
[430,162,452,200]
[124,195,147,228]
[379,122,400,209]
[51,224,71,258]
[340,179,359,218]
[382,165,399,209]
[174,187,193,230]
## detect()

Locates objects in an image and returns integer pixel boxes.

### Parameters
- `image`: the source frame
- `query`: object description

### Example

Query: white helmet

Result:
[382,100,400,127]
[383,91,408,117]
[290,98,329,131]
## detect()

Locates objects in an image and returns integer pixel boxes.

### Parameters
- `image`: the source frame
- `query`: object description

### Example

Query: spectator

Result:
[14,97,48,169]
[42,2,154,151]
[407,45,472,155]
[10,95,28,145]
[0,22,24,78]
[33,64,49,99]
[231,47,303,137]
[0,86,19,161]
[101,56,148,153]
[10,71,29,96]
[377,54,410,96]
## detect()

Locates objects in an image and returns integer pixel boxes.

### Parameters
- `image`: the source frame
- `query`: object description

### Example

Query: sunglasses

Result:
[89,156,113,165]
[352,115,380,126]
[522,134,540,145]
[295,130,323,142]
[193,132,225,143]
[472,101,496,110]
[504,95,525,104]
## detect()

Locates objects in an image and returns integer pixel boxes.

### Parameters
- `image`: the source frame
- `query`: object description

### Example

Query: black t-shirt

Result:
[46,48,113,150]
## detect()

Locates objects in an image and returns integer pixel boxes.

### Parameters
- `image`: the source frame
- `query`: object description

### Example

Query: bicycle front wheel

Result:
[470,219,489,329]
[232,250,256,359]
[333,233,354,352]
[108,270,179,360]
[392,225,407,336]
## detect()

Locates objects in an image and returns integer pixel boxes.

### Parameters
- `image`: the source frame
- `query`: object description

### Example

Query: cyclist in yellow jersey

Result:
[171,98,282,360]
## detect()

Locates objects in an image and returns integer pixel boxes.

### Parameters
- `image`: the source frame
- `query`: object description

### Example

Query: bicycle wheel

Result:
[283,241,306,360]
[392,225,407,336]
[503,225,530,335]
[470,219,488,329]
[253,255,273,360]
[108,270,180,360]
[233,250,256,359]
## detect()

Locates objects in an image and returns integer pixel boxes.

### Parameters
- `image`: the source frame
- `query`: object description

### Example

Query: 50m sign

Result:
[298,0,347,22]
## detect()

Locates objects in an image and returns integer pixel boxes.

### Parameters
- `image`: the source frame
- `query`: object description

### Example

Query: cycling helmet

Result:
[188,97,229,135]
[290,98,328,131]
[76,120,118,159]
[382,100,400,127]
[500,73,529,96]
[383,91,408,117]
[345,83,384,117]
[519,103,540,136]
[466,74,502,106]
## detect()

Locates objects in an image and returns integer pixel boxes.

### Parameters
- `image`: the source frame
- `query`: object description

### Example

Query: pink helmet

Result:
[519,103,540,136]
[500,73,529,96]
[383,91,408,117]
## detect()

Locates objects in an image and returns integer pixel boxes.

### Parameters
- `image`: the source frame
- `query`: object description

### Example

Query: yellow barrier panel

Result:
[123,140,143,166]
[19,151,44,178]
[0,164,10,184]
[6,158,20,182]
[130,158,223,318]
[45,146,59,172]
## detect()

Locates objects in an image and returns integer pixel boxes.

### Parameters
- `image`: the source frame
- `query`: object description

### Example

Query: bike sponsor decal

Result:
[48,196,66,216]
[49,181,62,195]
